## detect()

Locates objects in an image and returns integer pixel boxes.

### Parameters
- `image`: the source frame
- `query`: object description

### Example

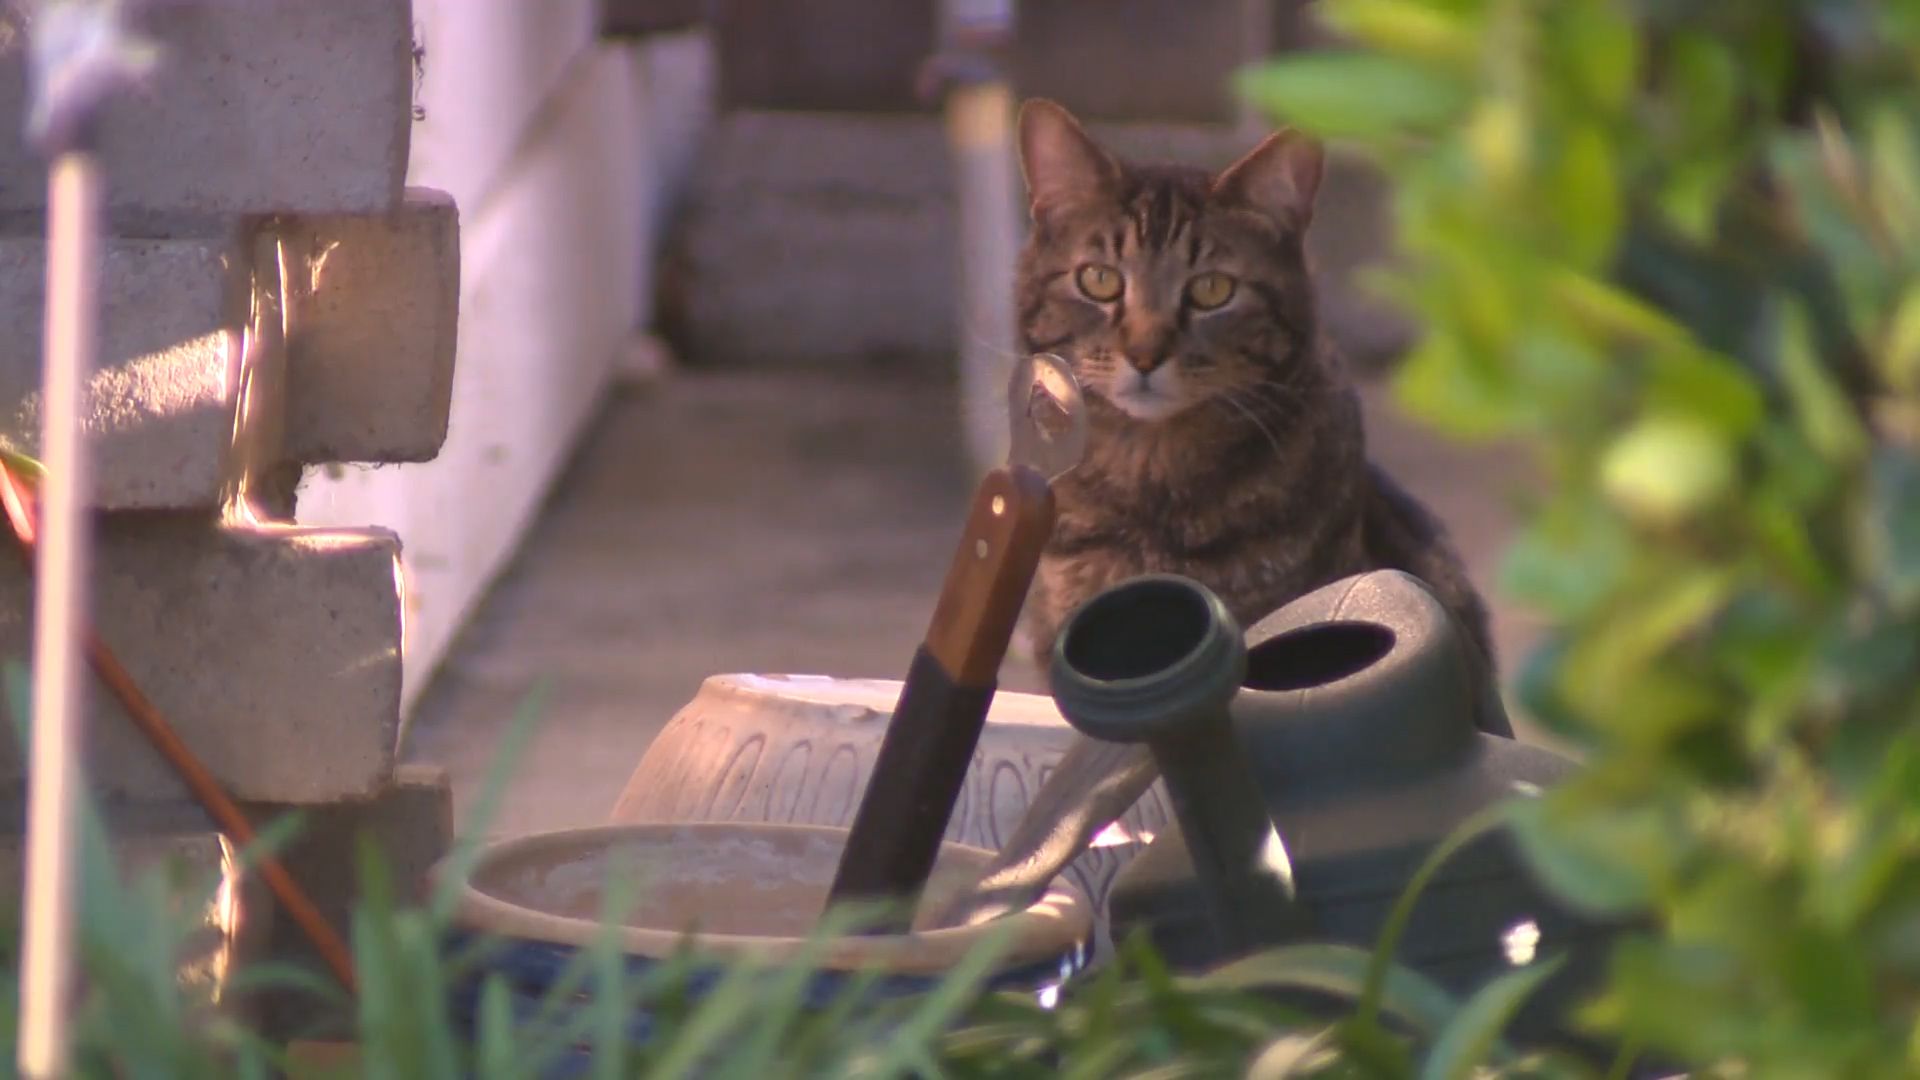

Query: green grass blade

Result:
[850,918,1019,1077]
[1190,942,1459,1036]
[1418,956,1567,1080]
[1245,1028,1340,1079]
[473,974,517,1080]
[1358,804,1510,1033]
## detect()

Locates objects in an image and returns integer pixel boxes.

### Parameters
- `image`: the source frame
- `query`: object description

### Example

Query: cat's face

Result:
[1014,100,1325,425]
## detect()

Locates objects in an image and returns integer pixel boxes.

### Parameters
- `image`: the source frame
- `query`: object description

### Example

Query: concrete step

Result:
[0,517,404,804]
[0,0,413,218]
[0,188,462,508]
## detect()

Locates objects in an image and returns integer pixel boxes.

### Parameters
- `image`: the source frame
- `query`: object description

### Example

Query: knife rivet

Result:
[974,539,989,559]
[990,495,1006,516]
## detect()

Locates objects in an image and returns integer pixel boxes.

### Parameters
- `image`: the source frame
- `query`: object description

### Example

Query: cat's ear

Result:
[1211,129,1325,230]
[1017,98,1118,219]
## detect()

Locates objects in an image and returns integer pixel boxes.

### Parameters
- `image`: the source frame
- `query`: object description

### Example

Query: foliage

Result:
[1242,0,1920,1074]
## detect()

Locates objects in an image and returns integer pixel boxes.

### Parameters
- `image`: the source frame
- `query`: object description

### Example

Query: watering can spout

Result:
[1047,574,1313,953]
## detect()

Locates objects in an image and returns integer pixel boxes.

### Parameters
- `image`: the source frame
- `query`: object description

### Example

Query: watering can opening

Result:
[1243,621,1396,692]
[1061,576,1215,683]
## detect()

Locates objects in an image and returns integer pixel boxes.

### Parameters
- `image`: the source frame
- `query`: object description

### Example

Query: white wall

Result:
[295,3,715,714]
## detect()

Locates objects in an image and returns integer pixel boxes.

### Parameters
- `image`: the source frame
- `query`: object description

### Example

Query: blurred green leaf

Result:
[1499,497,1632,620]
[1549,124,1623,267]
[1321,0,1482,70]
[1778,299,1871,464]
[1554,0,1637,116]
[1867,108,1920,249]
[0,446,47,484]
[1665,33,1741,144]
[1599,413,1737,526]
[1510,796,1659,917]
[1393,331,1525,439]
[1641,346,1765,439]
[1882,283,1920,391]
[1866,445,1920,608]
[1236,50,1470,139]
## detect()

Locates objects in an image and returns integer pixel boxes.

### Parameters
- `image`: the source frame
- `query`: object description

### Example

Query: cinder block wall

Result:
[0,0,485,1016]
[294,2,717,715]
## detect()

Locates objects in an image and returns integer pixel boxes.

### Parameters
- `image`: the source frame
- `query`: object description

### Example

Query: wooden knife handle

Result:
[922,465,1055,685]
[823,464,1056,923]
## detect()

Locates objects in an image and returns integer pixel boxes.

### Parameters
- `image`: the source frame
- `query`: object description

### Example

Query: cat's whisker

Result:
[955,320,1032,365]
[1213,391,1287,462]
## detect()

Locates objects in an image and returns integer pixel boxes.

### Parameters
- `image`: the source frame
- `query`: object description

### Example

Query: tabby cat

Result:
[1014,98,1494,669]
[947,100,1502,923]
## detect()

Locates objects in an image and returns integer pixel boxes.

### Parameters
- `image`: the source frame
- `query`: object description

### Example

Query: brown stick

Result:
[0,462,358,994]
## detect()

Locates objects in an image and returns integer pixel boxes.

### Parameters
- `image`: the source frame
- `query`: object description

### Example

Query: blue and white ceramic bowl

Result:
[439,822,1093,1070]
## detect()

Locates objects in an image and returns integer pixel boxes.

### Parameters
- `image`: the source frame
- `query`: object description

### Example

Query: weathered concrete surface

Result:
[280,188,461,465]
[0,0,412,217]
[0,228,249,508]
[666,112,1414,373]
[403,370,1538,837]
[0,519,404,805]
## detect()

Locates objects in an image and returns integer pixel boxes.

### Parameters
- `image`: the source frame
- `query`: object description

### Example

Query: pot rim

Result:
[438,821,1094,977]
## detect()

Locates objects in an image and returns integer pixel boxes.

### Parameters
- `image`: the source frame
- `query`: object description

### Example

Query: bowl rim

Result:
[437,821,1094,977]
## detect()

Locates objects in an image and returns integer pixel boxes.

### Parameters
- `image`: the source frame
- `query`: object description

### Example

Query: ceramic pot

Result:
[610,674,1172,939]
[440,822,1093,1066]
[1093,571,1623,1052]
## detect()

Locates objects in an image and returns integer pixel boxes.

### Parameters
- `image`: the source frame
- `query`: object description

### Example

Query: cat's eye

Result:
[1185,272,1237,310]
[1075,264,1124,302]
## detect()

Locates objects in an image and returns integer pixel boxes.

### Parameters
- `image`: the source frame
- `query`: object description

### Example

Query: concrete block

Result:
[0,518,404,804]
[669,111,956,369]
[280,188,461,465]
[0,227,259,509]
[0,826,270,1008]
[245,764,453,1039]
[0,0,411,217]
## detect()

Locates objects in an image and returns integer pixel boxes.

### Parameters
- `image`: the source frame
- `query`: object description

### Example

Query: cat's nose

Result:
[1126,351,1170,374]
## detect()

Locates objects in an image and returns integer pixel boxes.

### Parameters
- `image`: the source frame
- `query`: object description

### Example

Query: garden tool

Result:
[824,353,1087,929]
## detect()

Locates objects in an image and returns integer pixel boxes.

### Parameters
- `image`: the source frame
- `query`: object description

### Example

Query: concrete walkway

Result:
[403,369,1542,837]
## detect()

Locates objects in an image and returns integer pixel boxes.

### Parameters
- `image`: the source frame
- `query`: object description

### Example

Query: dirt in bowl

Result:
[469,826,992,938]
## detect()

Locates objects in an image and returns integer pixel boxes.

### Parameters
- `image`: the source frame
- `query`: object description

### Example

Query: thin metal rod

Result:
[948,81,1023,479]
[17,149,101,1080]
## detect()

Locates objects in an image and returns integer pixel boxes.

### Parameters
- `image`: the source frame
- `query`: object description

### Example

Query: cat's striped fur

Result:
[1013,99,1493,668]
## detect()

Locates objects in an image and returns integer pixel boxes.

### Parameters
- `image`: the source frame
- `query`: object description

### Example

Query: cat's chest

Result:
[1049,466,1299,556]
